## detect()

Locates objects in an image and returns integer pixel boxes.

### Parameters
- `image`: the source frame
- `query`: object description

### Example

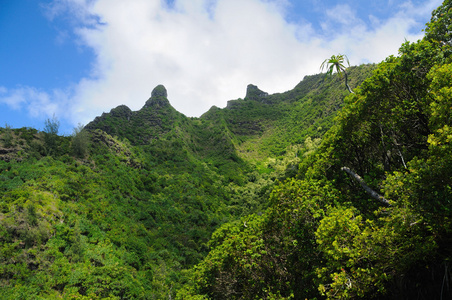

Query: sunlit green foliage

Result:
[1,2,452,299]
[188,1,452,299]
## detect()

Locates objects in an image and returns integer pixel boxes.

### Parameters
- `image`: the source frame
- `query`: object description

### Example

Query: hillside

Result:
[0,62,372,299]
[1,1,452,299]
[179,1,452,299]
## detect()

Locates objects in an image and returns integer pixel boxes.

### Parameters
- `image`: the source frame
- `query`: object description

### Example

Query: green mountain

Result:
[179,2,452,299]
[1,2,452,299]
[0,64,373,299]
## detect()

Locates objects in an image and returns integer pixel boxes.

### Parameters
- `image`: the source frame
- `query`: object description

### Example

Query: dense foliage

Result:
[1,1,452,299]
[181,1,452,299]
[0,64,362,298]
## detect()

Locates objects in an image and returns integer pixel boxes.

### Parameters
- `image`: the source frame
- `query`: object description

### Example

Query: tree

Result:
[71,123,89,158]
[424,0,452,48]
[44,114,60,136]
[320,54,354,93]
[3,123,13,147]
[43,114,60,155]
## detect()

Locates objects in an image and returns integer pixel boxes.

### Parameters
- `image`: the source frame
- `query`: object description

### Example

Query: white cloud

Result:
[324,4,359,27]
[66,0,323,125]
[315,0,441,65]
[0,87,68,118]
[3,0,443,128]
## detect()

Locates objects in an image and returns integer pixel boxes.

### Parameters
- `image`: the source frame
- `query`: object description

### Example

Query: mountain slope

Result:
[0,62,376,299]
[182,1,452,299]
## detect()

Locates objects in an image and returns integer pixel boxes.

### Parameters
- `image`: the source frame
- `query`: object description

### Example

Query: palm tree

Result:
[320,54,354,93]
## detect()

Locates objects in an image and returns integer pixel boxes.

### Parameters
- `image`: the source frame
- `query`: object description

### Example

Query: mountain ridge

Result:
[1,2,452,296]
[85,64,376,164]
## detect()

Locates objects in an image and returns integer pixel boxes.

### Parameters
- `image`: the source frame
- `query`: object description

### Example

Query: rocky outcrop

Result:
[144,85,170,108]
[90,130,141,168]
[245,84,268,102]
[226,99,243,109]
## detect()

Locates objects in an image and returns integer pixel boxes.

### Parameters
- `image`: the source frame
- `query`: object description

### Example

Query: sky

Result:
[0,0,443,135]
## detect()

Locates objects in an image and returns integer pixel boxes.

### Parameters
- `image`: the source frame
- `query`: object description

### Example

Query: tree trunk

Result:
[341,167,390,205]
[344,72,354,94]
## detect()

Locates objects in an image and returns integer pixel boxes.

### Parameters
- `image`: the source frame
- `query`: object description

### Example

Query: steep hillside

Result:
[0,64,375,299]
[182,1,452,299]
[84,65,375,184]
[6,11,445,297]
[202,64,375,163]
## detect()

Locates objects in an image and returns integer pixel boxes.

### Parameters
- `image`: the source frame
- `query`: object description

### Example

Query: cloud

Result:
[0,86,68,118]
[324,4,359,27]
[316,0,441,65]
[3,0,443,128]
[65,0,324,125]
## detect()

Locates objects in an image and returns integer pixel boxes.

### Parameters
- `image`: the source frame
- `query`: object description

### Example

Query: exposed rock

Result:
[245,84,268,101]
[0,148,16,155]
[90,130,141,168]
[227,120,262,135]
[151,85,168,98]
[144,85,170,108]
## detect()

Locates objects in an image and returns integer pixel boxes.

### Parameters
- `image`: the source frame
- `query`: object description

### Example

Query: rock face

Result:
[144,85,170,108]
[245,84,268,101]
[0,147,19,162]
[151,85,167,98]
[226,100,243,109]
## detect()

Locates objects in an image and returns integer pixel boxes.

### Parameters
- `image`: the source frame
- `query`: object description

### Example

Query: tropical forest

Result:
[1,1,452,299]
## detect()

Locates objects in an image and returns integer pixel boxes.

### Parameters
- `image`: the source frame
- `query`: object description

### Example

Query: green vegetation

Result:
[1,1,452,299]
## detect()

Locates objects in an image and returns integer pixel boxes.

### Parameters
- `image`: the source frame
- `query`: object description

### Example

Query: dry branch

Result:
[341,167,390,205]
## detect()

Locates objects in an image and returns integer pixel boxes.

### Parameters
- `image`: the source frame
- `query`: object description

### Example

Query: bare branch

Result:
[341,167,390,205]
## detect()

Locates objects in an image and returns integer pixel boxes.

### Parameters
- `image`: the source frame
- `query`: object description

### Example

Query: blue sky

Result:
[0,0,442,135]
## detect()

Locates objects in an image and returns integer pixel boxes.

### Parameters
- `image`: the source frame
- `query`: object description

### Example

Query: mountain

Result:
[0,64,374,299]
[86,64,375,163]
[86,85,181,145]
[1,2,452,298]
[179,2,452,299]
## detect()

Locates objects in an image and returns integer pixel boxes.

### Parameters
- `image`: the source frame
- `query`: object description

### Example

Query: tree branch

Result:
[341,167,390,205]
[344,72,354,94]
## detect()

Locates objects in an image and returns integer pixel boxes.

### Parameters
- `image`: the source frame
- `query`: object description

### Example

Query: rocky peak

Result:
[144,85,170,108]
[151,84,168,98]
[245,84,268,101]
